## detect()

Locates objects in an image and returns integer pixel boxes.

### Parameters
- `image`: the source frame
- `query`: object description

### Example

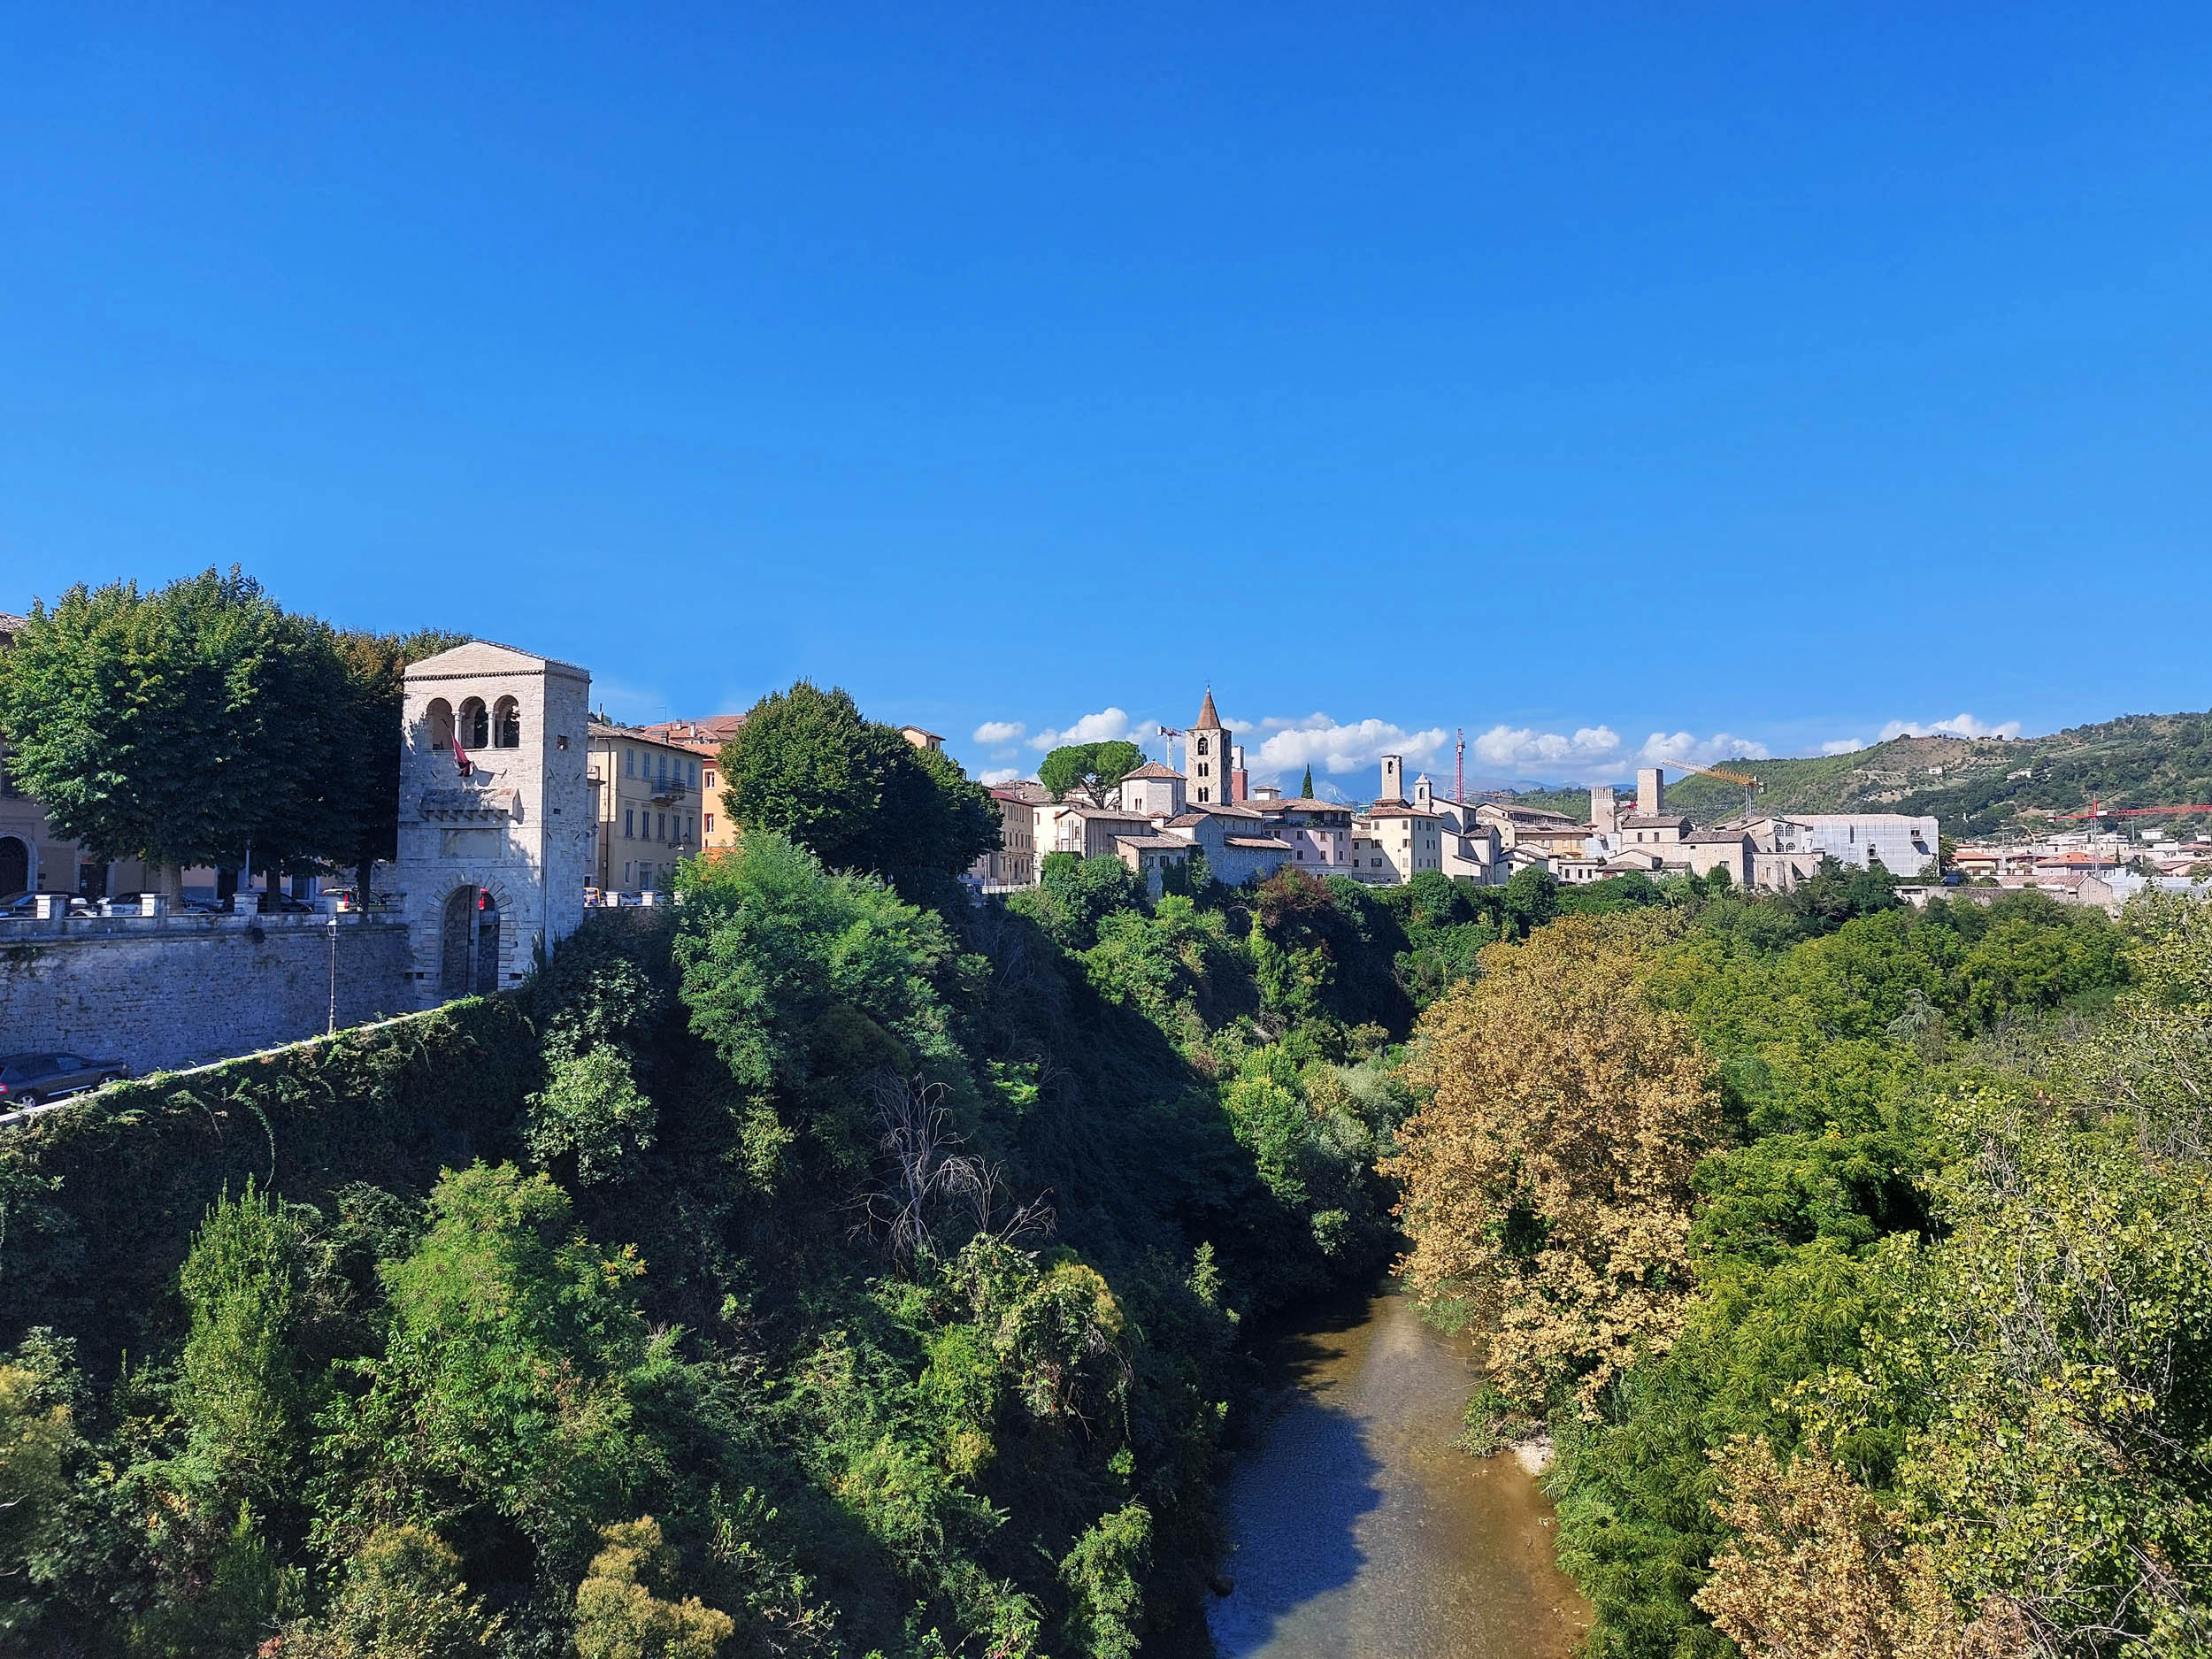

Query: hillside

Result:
[1491,709,2212,840]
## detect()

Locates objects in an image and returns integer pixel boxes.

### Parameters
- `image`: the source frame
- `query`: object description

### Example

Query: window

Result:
[425,698,455,752]
[626,749,635,778]
[492,696,521,748]
[657,753,668,782]
[624,809,634,839]
[1196,736,1209,756]
[457,697,489,749]
[657,812,667,841]
[689,760,699,786]
[704,814,715,833]
[704,769,716,789]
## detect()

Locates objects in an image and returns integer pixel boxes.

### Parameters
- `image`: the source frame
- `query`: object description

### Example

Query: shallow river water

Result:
[1207,1285,1590,1659]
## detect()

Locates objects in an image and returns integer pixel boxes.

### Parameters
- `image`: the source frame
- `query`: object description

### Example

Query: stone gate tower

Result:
[1188,687,1232,806]
[396,641,593,1007]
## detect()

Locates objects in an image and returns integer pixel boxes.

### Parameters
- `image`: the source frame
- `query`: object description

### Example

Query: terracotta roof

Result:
[1271,799,1354,814]
[1685,829,1752,845]
[1164,812,1209,828]
[1121,761,1185,780]
[592,720,702,748]
[640,715,747,750]
[1225,835,1294,850]
[1623,814,1688,829]
[1115,833,1192,851]
[1363,803,1442,819]
[1195,687,1222,727]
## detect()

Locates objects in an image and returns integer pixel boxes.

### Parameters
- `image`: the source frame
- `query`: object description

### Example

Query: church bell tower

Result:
[1188,687,1231,806]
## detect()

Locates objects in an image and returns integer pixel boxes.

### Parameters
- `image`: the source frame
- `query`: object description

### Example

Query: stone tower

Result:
[397,641,594,1007]
[1188,687,1232,806]
[1379,755,1405,803]
[1637,766,1666,818]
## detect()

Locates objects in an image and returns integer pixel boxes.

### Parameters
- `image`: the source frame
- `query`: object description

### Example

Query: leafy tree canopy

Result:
[1039,741,1144,808]
[0,570,463,887]
[717,680,1000,895]
[0,569,352,874]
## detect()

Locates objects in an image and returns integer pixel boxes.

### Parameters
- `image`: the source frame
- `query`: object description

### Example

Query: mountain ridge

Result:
[1493,708,2212,839]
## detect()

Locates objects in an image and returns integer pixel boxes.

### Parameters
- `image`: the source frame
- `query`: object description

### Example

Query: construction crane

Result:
[1670,760,1763,818]
[1155,724,1185,776]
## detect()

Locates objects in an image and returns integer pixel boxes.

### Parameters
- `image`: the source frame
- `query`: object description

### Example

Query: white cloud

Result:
[979,767,1023,786]
[972,719,1025,745]
[1030,707,1145,750]
[1639,731,1772,767]
[1819,737,1869,756]
[1878,713,2022,741]
[1251,716,1450,776]
[1471,724,1623,773]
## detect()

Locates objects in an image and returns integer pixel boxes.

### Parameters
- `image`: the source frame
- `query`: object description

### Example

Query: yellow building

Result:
[587,721,706,895]
[642,716,746,853]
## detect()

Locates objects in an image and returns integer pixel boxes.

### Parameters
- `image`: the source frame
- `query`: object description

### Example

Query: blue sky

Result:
[4,5,2208,790]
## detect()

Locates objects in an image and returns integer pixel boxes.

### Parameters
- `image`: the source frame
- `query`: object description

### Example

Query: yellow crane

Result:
[1671,760,1763,818]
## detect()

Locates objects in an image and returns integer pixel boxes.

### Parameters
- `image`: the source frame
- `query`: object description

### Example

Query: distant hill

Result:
[1484,710,2212,841]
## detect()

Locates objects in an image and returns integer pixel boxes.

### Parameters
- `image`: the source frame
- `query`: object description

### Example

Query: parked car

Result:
[0,890,96,918]
[256,890,317,913]
[0,1051,129,1105]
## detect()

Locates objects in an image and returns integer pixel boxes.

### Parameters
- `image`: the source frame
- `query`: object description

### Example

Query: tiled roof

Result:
[1623,814,1688,829]
[1195,687,1222,727]
[643,714,748,746]
[1225,835,1294,850]
[1114,833,1191,851]
[1121,761,1185,780]
[1363,803,1442,819]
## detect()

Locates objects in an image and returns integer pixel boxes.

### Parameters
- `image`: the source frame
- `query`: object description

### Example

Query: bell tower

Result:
[1188,687,1231,807]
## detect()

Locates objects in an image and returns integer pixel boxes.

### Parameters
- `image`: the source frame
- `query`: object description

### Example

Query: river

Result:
[1207,1284,1590,1659]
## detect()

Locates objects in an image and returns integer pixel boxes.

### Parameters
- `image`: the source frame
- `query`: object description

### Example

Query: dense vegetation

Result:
[1,812,1596,1655]
[1392,870,2212,1655]
[1504,707,2212,838]
[12,626,2206,1659]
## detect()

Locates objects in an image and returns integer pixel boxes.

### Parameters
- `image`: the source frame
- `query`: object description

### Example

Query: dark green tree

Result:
[1301,765,1315,800]
[0,569,360,895]
[1038,741,1144,808]
[717,680,999,896]
[1502,864,1561,935]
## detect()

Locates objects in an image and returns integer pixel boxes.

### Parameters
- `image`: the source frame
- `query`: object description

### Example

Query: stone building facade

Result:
[397,641,594,1007]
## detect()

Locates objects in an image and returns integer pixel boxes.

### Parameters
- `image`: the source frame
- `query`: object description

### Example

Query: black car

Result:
[0,1051,129,1105]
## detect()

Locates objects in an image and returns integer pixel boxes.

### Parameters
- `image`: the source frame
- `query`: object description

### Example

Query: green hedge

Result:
[0,996,540,1373]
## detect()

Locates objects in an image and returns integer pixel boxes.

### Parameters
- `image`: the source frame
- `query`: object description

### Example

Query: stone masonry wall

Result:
[0,912,415,1075]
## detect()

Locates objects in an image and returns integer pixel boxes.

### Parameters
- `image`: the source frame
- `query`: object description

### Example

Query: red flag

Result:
[454,732,473,777]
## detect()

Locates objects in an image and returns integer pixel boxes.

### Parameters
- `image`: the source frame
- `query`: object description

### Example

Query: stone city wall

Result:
[0,911,415,1075]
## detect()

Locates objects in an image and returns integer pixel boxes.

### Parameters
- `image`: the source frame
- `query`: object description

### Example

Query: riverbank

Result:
[1208,1283,1590,1659]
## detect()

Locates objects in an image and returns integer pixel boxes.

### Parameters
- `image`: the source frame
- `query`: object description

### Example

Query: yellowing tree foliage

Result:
[1386,912,1718,1412]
